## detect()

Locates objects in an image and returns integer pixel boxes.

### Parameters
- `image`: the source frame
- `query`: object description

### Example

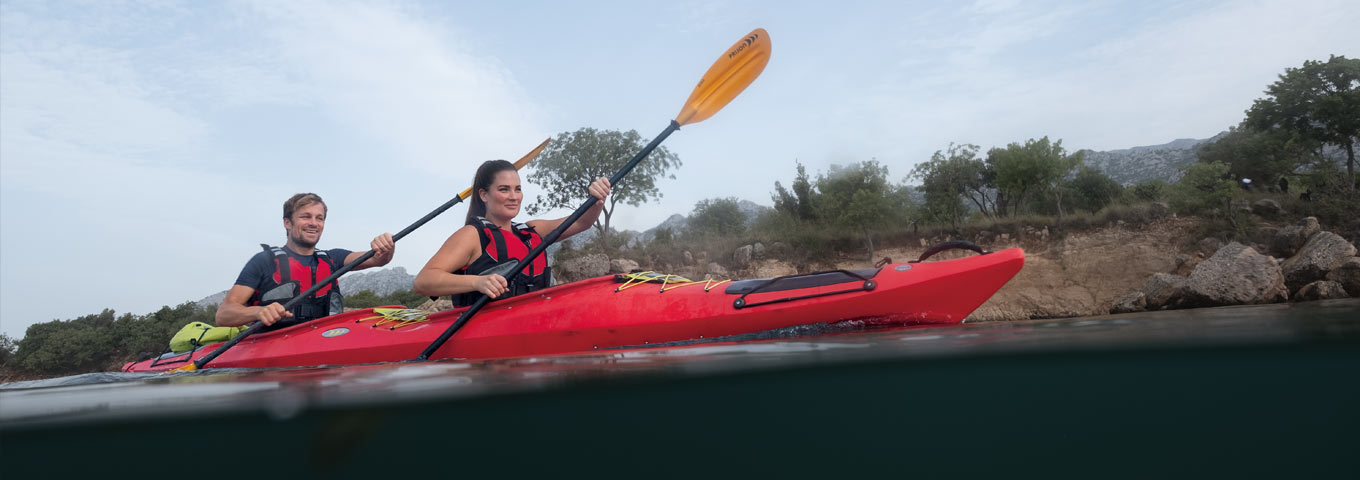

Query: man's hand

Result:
[371,232,395,263]
[254,303,293,326]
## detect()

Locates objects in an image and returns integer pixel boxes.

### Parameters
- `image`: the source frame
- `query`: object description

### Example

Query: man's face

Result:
[285,202,326,248]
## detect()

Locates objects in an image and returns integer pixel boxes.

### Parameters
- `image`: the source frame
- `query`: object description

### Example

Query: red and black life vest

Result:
[249,244,344,325]
[451,217,552,306]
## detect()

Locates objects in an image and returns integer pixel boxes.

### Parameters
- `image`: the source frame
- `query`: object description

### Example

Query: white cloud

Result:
[846,0,1360,163]
[242,0,548,172]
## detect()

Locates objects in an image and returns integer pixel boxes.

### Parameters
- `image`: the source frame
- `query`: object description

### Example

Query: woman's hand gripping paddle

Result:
[415,28,772,361]
[168,139,550,373]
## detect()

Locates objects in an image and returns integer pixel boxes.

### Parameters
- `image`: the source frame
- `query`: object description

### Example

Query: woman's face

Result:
[479,170,522,222]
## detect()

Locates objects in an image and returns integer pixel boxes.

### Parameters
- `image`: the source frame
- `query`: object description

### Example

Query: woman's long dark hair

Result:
[465,160,517,225]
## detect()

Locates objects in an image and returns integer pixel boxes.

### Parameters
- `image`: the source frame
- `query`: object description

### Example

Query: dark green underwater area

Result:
[2,300,1357,478]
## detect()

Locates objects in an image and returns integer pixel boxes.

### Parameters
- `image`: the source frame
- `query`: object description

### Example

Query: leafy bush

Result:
[1066,167,1124,214]
[344,289,431,309]
[1169,161,1238,214]
[688,197,746,237]
[0,333,16,367]
[1132,179,1168,202]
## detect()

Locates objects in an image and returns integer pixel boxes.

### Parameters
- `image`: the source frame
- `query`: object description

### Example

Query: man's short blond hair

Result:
[283,193,327,220]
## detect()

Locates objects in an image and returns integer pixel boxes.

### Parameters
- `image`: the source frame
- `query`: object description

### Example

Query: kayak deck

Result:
[124,248,1025,371]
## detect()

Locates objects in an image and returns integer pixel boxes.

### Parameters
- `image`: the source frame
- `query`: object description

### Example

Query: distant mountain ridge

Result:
[1079,133,1225,185]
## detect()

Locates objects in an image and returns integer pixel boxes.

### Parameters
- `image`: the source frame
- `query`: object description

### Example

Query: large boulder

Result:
[1173,253,1204,276]
[1326,257,1360,296]
[1140,273,1186,310]
[1251,199,1282,217]
[415,298,453,313]
[1198,237,1226,257]
[706,262,729,278]
[751,260,797,279]
[1111,292,1146,314]
[1291,280,1350,302]
[1280,231,1357,292]
[1182,242,1288,307]
[1270,217,1320,257]
[557,253,611,283]
[609,258,640,274]
[733,245,754,267]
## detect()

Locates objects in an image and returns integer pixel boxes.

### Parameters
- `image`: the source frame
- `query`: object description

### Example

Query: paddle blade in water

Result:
[458,137,551,200]
[675,28,771,126]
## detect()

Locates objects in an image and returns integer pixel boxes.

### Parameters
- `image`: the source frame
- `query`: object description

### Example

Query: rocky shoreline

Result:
[534,216,1358,323]
[1110,217,1357,314]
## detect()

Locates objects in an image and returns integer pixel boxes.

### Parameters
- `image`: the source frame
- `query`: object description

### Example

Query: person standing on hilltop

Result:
[216,193,395,329]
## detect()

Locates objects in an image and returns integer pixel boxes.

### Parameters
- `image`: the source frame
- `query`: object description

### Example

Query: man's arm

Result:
[344,232,396,271]
[215,285,291,327]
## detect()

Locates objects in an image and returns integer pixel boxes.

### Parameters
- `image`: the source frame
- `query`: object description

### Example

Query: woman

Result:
[414,160,610,305]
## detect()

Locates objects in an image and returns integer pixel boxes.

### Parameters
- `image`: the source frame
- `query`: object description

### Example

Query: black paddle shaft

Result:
[415,120,681,361]
[189,193,472,370]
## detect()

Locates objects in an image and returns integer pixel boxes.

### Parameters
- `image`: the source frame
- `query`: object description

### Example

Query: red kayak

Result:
[123,245,1024,372]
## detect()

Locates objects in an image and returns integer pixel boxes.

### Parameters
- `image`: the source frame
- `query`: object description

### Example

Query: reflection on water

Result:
[2,300,1357,478]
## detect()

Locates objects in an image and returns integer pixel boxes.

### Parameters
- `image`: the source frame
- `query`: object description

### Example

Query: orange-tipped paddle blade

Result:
[168,363,198,373]
[458,137,551,200]
[675,28,771,126]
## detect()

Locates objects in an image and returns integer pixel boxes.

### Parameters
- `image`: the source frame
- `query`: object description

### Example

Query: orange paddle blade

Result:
[675,28,772,126]
[458,137,551,200]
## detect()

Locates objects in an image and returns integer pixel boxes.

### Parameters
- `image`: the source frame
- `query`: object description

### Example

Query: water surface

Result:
[2,299,1357,477]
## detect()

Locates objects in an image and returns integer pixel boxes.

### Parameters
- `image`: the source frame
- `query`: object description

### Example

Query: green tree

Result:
[884,183,918,226]
[344,290,384,309]
[688,197,747,237]
[344,289,431,309]
[772,161,816,221]
[383,290,432,308]
[910,143,993,229]
[1245,55,1360,192]
[1133,179,1168,202]
[1197,126,1316,189]
[987,137,1083,218]
[651,227,674,246]
[1170,161,1238,214]
[14,310,117,374]
[1066,166,1123,214]
[0,333,16,367]
[8,302,225,376]
[526,128,683,246]
[814,160,894,259]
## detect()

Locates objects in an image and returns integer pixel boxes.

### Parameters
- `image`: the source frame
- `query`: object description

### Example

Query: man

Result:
[216,193,395,328]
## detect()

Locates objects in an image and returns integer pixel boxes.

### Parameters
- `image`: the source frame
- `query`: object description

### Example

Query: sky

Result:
[1,0,1356,338]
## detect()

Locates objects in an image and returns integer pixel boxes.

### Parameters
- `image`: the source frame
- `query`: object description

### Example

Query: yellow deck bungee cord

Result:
[614,271,731,293]
[355,308,432,330]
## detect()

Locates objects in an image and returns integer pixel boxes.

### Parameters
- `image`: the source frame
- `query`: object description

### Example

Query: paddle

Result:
[415,28,772,361]
[170,138,550,372]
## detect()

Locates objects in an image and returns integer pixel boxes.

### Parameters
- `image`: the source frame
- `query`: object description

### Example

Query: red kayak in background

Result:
[123,245,1024,372]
